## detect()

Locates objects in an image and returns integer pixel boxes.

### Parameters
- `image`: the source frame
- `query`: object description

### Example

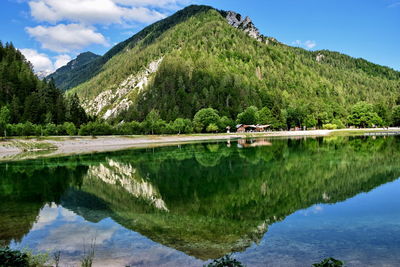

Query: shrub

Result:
[79,122,114,136]
[22,122,36,136]
[323,124,338,130]
[63,122,77,136]
[44,123,58,136]
[206,123,219,133]
[0,247,29,267]
[332,119,345,129]
[313,257,343,267]
[115,121,142,135]
[205,254,245,267]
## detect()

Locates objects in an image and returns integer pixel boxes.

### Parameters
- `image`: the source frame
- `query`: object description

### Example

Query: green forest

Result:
[1,5,400,136]
[0,42,89,136]
[65,5,400,132]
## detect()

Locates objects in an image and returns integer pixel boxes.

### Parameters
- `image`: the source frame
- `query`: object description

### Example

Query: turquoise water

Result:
[0,136,399,266]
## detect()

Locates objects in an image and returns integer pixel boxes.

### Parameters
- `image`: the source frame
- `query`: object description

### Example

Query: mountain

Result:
[56,5,400,126]
[47,51,100,90]
[36,69,53,80]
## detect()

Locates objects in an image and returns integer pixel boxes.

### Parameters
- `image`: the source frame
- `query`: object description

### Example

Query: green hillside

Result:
[63,5,400,128]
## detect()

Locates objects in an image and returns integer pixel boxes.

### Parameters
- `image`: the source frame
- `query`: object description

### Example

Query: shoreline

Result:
[1,128,399,161]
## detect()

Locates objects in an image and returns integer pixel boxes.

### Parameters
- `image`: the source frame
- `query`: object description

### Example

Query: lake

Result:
[1,136,400,267]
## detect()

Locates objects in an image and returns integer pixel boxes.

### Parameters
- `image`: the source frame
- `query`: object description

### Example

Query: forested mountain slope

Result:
[50,5,215,91]
[0,42,87,127]
[47,52,100,90]
[62,5,400,127]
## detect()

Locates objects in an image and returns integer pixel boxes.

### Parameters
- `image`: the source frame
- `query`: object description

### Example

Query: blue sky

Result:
[1,0,399,73]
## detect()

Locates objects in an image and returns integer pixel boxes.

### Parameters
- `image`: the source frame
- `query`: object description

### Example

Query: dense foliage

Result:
[65,5,400,129]
[313,257,344,267]
[0,247,29,267]
[205,254,245,267]
[0,42,88,136]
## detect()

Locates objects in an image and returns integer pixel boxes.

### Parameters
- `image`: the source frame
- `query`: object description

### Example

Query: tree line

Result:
[0,42,88,136]
[2,102,400,137]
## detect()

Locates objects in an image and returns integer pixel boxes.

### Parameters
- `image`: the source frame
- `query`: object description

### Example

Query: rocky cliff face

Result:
[225,11,261,40]
[222,10,279,46]
[82,57,163,119]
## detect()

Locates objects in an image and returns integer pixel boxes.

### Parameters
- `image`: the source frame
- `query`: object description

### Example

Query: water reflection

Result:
[237,138,272,148]
[0,136,400,266]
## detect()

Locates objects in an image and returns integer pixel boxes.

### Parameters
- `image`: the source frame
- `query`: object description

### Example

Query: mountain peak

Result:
[221,10,269,43]
[47,51,101,88]
[76,51,98,58]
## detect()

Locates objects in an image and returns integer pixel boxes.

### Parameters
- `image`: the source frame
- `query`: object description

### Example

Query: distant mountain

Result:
[54,5,399,126]
[47,51,100,90]
[36,69,53,80]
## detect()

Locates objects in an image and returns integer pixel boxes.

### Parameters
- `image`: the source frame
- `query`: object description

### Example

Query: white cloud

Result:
[19,48,72,74]
[19,48,54,72]
[23,0,189,69]
[54,54,72,69]
[26,23,108,52]
[28,0,167,25]
[114,0,188,9]
[292,40,317,49]
[304,40,317,49]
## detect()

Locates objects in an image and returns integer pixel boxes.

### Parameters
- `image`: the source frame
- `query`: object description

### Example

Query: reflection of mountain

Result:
[87,159,168,211]
[1,137,400,260]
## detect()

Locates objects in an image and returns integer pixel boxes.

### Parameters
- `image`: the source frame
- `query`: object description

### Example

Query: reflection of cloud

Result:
[60,208,79,222]
[31,203,59,231]
[32,204,79,231]
[37,223,117,251]
[299,205,324,216]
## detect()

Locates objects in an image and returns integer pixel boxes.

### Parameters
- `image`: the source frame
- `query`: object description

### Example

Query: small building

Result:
[236,124,270,133]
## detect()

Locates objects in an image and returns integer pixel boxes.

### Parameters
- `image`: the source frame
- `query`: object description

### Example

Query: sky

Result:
[1,0,399,74]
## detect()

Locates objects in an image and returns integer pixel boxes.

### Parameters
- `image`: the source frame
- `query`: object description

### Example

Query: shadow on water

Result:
[0,136,400,264]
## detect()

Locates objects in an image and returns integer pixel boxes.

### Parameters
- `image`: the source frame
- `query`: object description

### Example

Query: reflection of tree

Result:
[194,144,224,167]
[0,163,87,245]
[1,136,400,260]
[0,202,42,245]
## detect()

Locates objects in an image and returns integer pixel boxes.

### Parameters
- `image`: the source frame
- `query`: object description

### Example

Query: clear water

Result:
[1,136,400,266]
